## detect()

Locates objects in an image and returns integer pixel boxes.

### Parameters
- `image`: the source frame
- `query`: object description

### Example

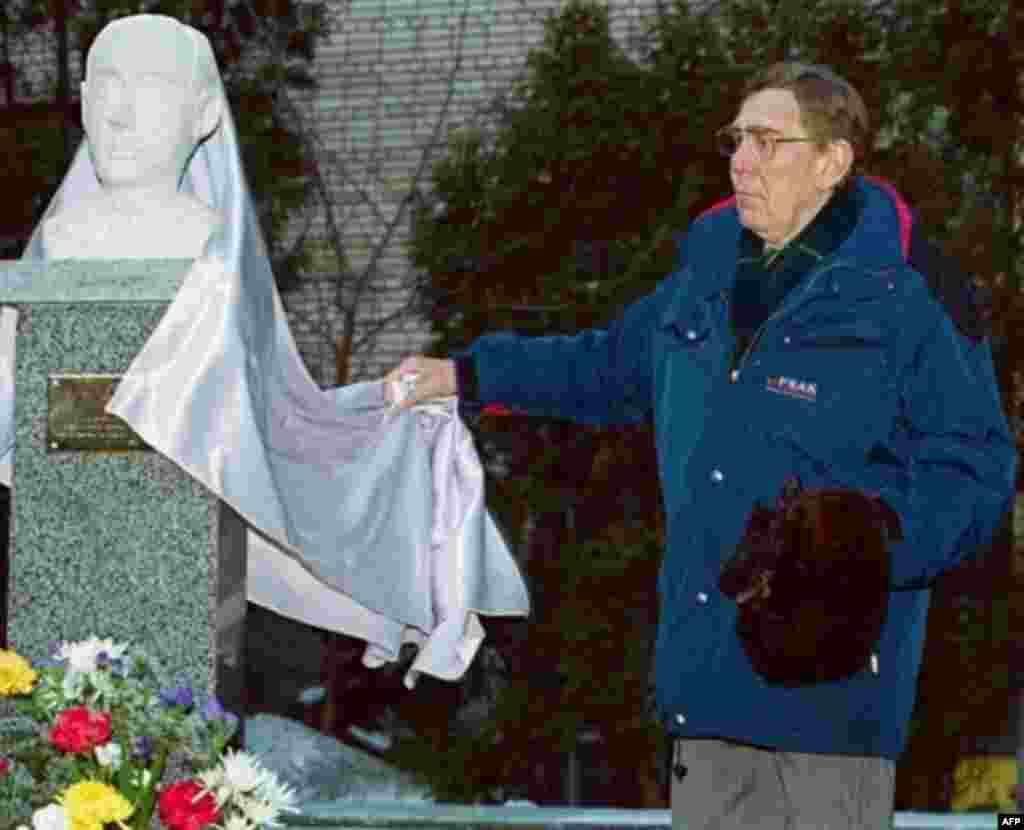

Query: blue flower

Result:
[159,686,195,708]
[201,697,239,729]
[133,735,155,762]
[93,651,127,676]
[48,640,66,663]
[201,697,224,720]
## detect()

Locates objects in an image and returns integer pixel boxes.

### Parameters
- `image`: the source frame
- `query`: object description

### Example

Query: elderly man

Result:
[389,63,1017,827]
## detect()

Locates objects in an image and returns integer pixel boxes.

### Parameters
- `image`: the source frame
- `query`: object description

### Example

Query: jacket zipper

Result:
[727,261,847,383]
[723,258,883,677]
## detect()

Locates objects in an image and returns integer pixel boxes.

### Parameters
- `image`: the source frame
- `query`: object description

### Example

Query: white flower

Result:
[197,751,295,820]
[55,637,128,675]
[31,805,69,830]
[255,773,298,822]
[196,764,225,791]
[197,764,231,806]
[95,741,123,769]
[238,795,276,825]
[220,751,268,794]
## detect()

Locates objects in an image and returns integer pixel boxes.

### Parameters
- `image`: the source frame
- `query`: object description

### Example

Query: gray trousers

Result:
[670,739,896,830]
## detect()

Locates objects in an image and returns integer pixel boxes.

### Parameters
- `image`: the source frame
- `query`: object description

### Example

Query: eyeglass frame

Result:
[715,126,820,162]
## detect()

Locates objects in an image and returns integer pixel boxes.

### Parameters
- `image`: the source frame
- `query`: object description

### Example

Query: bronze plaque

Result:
[47,374,149,452]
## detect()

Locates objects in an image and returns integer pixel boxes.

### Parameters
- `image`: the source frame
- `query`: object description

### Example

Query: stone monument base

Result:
[1,260,245,714]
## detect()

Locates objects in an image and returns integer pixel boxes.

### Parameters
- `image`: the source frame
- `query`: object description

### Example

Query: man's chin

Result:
[736,208,763,233]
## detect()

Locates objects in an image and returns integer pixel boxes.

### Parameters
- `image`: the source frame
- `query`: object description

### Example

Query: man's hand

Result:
[384,356,457,408]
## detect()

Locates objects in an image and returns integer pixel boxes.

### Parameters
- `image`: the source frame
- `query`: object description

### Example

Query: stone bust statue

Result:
[42,15,223,259]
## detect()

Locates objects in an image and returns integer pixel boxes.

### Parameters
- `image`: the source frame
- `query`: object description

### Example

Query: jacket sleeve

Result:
[866,313,1017,588]
[459,272,679,427]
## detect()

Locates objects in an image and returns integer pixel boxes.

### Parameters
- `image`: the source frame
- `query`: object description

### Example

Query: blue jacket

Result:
[463,176,1017,759]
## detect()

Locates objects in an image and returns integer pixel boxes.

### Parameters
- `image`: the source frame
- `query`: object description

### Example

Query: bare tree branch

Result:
[341,0,475,320]
[267,0,478,383]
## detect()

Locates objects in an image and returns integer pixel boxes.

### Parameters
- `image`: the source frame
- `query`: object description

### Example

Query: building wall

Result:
[284,0,661,385]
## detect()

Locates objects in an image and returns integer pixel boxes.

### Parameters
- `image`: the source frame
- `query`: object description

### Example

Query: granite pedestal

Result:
[0,259,246,716]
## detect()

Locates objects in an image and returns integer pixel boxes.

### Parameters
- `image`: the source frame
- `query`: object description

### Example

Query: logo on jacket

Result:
[766,375,817,402]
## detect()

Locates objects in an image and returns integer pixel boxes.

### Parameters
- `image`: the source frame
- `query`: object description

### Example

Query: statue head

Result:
[82,15,222,194]
[26,11,266,265]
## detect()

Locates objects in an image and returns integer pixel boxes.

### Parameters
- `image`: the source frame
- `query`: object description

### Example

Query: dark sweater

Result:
[730,184,861,362]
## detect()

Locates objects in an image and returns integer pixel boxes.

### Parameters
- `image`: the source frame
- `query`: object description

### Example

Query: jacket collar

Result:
[736,181,862,273]
[730,184,862,335]
[666,177,907,332]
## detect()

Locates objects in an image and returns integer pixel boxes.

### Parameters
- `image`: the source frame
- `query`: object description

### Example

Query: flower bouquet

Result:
[0,637,296,830]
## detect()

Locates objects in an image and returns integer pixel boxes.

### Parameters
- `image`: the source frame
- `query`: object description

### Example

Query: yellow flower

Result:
[0,650,37,695]
[58,781,134,830]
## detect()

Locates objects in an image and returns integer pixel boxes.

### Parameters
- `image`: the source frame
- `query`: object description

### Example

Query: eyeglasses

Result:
[716,126,818,161]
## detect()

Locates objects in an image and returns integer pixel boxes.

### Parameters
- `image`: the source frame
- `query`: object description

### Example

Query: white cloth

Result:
[246,385,526,685]
[13,16,528,685]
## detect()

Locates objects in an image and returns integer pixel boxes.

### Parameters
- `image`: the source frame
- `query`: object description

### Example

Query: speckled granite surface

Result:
[0,260,244,706]
[0,259,191,302]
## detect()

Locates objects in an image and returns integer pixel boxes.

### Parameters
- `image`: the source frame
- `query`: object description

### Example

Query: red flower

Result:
[48,706,112,754]
[0,757,9,776]
[158,780,221,830]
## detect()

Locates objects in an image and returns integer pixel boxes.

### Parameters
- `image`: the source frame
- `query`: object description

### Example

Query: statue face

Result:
[82,19,210,191]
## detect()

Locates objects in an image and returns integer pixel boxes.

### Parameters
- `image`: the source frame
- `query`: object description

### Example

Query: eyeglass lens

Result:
[717,128,767,158]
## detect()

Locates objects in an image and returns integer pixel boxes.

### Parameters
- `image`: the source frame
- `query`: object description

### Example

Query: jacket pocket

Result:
[792,336,885,348]
[758,331,898,466]
[785,313,887,348]
[657,291,729,370]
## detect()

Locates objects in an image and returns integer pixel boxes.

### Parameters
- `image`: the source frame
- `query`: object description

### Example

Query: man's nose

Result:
[730,135,760,176]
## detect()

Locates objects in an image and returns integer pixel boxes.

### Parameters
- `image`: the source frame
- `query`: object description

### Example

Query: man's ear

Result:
[193,92,222,143]
[818,138,854,191]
